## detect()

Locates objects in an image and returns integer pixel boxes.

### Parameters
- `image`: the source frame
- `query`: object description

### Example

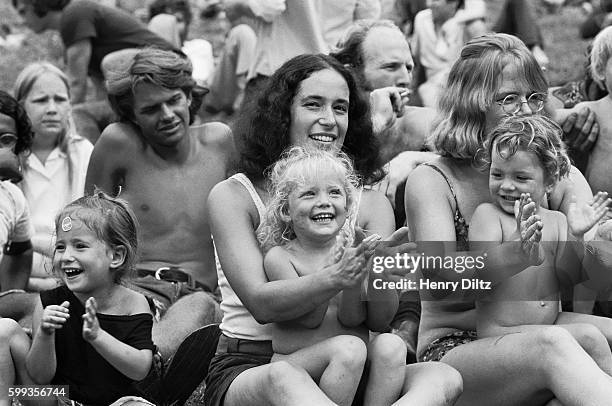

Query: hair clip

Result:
[61,216,72,232]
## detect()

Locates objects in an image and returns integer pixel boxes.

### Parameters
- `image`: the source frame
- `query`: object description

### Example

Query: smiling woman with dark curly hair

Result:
[234,53,385,187]
[206,53,462,406]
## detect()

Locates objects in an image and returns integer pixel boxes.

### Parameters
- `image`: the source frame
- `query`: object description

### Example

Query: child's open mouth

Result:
[63,268,84,277]
[311,213,334,223]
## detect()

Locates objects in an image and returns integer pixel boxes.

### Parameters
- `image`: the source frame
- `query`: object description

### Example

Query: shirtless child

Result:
[554,26,612,196]
[470,115,612,373]
[85,48,234,358]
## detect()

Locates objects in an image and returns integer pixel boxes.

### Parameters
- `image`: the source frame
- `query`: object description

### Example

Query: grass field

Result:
[0,0,593,94]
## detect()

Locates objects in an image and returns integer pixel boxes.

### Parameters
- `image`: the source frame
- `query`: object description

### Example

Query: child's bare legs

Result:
[0,319,32,406]
[271,335,367,406]
[364,333,406,406]
[395,362,462,406]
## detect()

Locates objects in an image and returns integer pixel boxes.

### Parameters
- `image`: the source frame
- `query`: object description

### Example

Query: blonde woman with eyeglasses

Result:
[405,33,611,406]
[14,62,93,292]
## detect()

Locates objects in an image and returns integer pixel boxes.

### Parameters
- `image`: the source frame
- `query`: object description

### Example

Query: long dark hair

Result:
[234,53,385,185]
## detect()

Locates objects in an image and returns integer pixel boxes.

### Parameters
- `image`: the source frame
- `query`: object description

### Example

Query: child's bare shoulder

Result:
[264,245,291,262]
[263,244,306,280]
[119,286,152,315]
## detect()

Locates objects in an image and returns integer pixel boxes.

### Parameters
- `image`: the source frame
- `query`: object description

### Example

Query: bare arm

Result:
[27,300,67,383]
[405,166,539,283]
[0,248,32,291]
[358,190,400,332]
[85,124,131,196]
[263,247,329,328]
[548,166,595,239]
[208,180,364,324]
[66,40,92,104]
[82,297,152,381]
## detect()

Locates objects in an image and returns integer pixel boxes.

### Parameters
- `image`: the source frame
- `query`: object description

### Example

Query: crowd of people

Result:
[1,0,612,405]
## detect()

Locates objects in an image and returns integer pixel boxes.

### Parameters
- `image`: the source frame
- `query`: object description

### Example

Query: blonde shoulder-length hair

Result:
[13,61,79,190]
[430,33,548,162]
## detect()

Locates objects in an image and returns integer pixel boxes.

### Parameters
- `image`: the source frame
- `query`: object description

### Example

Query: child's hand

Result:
[82,297,101,342]
[514,193,544,265]
[40,301,70,335]
[568,192,611,238]
[362,233,382,260]
[329,243,368,288]
[595,219,612,241]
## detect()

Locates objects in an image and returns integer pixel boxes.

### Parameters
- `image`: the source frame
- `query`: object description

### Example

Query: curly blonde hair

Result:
[483,115,571,185]
[257,147,360,253]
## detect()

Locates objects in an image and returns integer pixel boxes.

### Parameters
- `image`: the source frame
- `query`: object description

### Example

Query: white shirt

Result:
[21,135,93,277]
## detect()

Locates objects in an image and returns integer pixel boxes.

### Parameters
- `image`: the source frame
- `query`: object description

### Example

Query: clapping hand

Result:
[40,301,70,335]
[82,297,101,342]
[514,193,544,266]
[568,192,612,238]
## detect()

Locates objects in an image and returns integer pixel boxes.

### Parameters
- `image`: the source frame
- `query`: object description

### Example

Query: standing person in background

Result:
[223,0,328,98]
[204,1,258,117]
[491,0,550,68]
[14,62,93,292]
[321,0,380,48]
[411,0,485,107]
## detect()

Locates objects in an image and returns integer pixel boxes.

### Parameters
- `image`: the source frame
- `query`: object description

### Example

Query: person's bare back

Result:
[86,120,233,291]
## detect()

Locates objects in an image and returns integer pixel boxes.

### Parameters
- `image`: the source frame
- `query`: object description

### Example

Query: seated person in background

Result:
[491,0,550,68]
[554,26,612,197]
[388,0,427,35]
[411,0,485,107]
[86,48,233,360]
[581,0,612,39]
[148,0,217,91]
[0,91,34,294]
[332,19,436,164]
[14,62,93,292]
